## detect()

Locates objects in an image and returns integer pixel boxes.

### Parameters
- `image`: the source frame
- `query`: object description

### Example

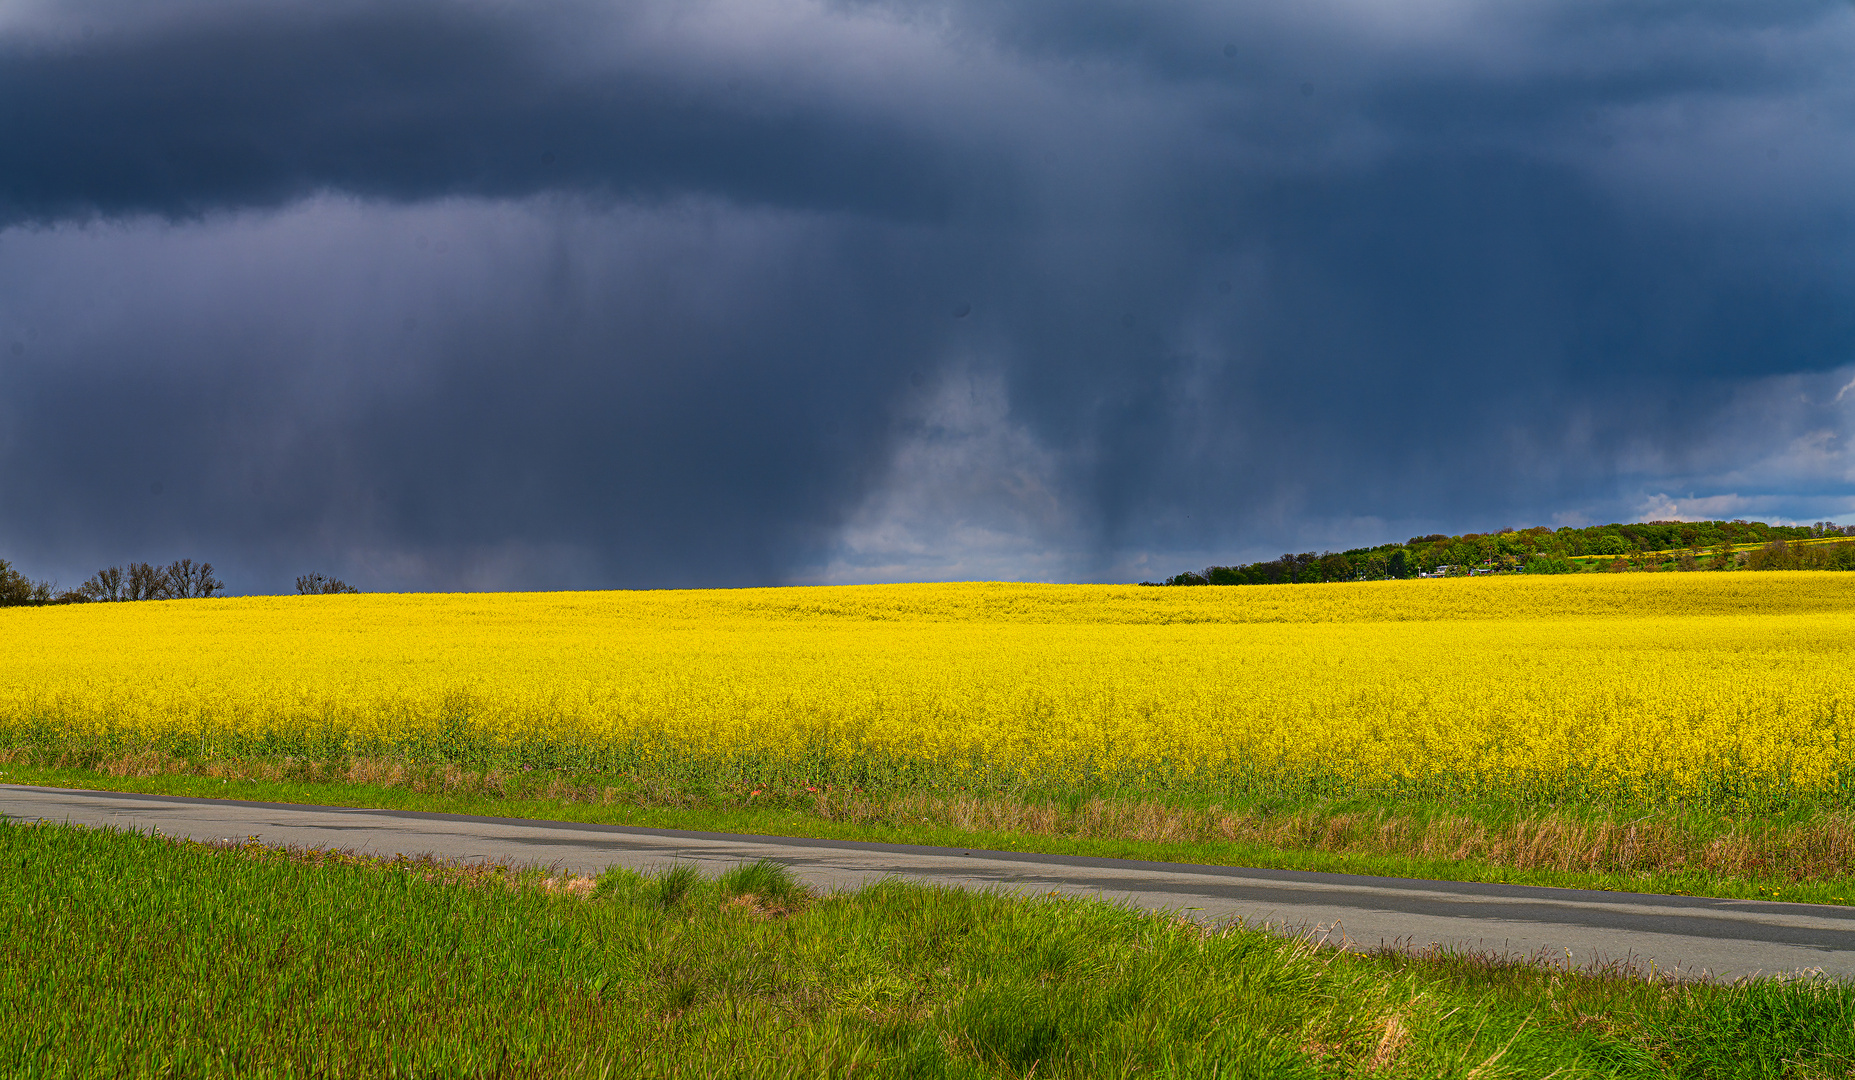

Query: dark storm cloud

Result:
[0,200,953,589]
[0,1,985,224]
[1,0,1853,590]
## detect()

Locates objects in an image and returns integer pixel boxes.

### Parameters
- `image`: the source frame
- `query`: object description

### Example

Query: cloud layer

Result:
[2,0,1853,590]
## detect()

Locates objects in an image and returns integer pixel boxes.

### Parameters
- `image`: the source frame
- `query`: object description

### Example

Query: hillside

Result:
[1151,518,1855,585]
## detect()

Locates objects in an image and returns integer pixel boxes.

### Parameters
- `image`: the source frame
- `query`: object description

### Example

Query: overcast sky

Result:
[2,0,1853,592]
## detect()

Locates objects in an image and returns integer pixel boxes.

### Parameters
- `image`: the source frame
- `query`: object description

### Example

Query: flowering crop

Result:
[4,575,1854,806]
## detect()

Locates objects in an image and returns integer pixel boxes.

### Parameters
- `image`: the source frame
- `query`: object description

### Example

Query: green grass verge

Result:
[8,763,1855,908]
[6,818,1855,1079]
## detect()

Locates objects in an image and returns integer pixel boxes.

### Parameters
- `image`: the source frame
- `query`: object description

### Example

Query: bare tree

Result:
[76,561,221,601]
[78,566,126,602]
[166,559,224,599]
[125,562,172,601]
[295,572,359,595]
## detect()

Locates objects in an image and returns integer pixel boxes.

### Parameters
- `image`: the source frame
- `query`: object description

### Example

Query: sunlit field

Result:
[6,575,1854,811]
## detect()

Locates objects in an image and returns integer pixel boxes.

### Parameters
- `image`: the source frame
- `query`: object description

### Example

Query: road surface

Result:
[7,783,1854,982]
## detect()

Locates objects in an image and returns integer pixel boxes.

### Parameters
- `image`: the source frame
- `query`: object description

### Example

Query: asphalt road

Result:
[8,783,1855,982]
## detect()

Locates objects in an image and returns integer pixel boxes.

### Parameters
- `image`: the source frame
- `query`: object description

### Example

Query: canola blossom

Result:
[4,575,1854,804]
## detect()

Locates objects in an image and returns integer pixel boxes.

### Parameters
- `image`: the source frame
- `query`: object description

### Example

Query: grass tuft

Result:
[717,858,809,911]
[653,863,705,909]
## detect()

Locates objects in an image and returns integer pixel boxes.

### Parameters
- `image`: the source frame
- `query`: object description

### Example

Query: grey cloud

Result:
[0,197,951,589]
[2,0,1854,590]
[0,1,987,225]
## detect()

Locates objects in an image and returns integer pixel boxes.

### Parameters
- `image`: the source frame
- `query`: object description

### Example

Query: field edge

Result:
[8,764,1854,908]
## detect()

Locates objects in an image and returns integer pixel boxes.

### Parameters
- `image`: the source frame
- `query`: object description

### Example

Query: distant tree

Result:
[77,566,126,602]
[0,559,35,606]
[8,559,219,604]
[0,559,60,605]
[78,560,219,600]
[1747,538,1805,572]
[1148,515,1854,587]
[165,559,224,599]
[124,562,171,601]
[296,572,359,595]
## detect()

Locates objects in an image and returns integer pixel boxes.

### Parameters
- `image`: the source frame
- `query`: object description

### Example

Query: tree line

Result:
[295,573,359,595]
[0,558,225,605]
[1146,519,1855,586]
[0,558,360,606]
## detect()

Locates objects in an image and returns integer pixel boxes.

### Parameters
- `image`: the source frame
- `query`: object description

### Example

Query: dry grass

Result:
[847,792,1855,882]
[540,875,598,897]
[1369,1014,1410,1070]
[722,893,801,919]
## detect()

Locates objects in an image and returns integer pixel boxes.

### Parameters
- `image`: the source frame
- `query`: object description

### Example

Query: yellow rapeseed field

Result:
[4,574,1854,802]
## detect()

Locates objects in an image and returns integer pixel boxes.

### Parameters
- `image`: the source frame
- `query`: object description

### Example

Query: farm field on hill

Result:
[6,575,1855,896]
[7,575,1855,802]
